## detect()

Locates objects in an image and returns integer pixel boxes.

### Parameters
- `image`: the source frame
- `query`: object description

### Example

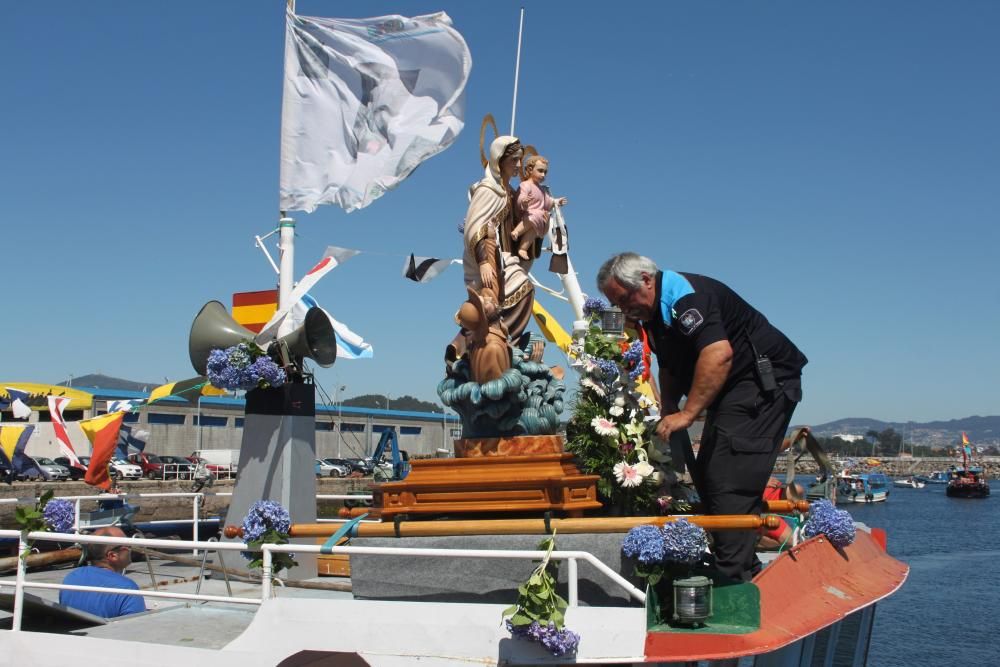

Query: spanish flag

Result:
[80,412,125,490]
[962,432,970,445]
[232,289,278,334]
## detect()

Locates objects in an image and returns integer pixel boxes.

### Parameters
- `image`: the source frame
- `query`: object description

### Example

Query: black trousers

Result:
[692,377,801,581]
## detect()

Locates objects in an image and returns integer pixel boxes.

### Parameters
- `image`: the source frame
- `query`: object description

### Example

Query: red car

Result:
[129,452,195,480]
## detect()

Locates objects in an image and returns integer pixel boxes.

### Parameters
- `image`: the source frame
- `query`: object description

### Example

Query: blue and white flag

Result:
[4,387,32,420]
[117,424,149,457]
[292,294,374,360]
[108,399,144,413]
[279,10,471,213]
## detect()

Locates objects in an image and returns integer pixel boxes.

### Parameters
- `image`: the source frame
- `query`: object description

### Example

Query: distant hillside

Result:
[56,374,156,393]
[811,415,1000,448]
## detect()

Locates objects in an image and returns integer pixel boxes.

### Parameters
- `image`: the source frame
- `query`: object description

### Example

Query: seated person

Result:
[758,477,806,550]
[59,526,146,618]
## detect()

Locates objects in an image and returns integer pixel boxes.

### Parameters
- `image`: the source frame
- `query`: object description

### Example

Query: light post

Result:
[336,385,346,458]
[196,395,204,452]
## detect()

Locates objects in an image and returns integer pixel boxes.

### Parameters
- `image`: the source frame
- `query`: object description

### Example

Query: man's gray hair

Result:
[596,252,660,293]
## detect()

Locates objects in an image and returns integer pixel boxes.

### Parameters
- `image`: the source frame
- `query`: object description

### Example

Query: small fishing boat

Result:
[838,471,891,503]
[946,468,990,498]
[893,476,926,489]
[946,433,990,498]
[916,471,950,484]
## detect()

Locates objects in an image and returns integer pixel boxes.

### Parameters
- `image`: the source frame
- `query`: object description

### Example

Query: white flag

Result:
[279,10,471,213]
[255,255,342,343]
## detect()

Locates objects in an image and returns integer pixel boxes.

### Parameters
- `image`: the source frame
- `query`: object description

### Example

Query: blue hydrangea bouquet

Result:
[621,518,709,586]
[241,500,298,576]
[206,341,286,391]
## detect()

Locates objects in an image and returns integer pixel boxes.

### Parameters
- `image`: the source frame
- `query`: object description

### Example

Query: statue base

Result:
[374,437,602,520]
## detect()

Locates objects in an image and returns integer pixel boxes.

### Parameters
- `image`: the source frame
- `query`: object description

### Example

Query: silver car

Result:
[32,457,71,481]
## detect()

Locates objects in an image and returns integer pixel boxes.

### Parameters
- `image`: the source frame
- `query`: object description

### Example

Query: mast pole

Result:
[510,8,525,135]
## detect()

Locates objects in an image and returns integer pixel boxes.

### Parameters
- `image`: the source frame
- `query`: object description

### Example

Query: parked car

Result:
[32,457,71,481]
[157,455,196,479]
[54,456,88,480]
[109,458,143,480]
[316,459,349,478]
[128,452,195,480]
[344,458,374,475]
[323,458,361,476]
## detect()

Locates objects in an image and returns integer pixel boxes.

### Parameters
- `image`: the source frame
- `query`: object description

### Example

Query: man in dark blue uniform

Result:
[598,252,806,580]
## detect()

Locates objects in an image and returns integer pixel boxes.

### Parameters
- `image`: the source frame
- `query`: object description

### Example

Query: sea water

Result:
[839,479,997,666]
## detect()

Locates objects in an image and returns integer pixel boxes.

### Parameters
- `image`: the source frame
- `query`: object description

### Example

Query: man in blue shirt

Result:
[60,527,146,618]
[599,252,807,581]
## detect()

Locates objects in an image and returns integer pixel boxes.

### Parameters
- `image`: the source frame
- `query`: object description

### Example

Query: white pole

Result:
[510,8,525,135]
[196,396,204,451]
[13,535,26,631]
[337,385,345,458]
[277,216,296,337]
[192,494,200,558]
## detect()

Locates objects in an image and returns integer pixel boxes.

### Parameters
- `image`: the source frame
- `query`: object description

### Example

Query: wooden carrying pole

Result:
[225,514,782,540]
[336,498,809,520]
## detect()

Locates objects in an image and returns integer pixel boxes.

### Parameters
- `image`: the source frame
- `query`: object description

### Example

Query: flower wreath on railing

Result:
[207,341,286,392]
[14,491,75,560]
[565,298,682,515]
[241,500,298,577]
[502,534,580,656]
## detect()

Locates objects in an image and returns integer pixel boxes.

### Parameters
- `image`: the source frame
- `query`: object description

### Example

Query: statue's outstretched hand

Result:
[480,263,497,289]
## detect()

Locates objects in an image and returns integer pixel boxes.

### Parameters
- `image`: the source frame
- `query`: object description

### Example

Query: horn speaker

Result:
[275,306,337,368]
[188,301,258,375]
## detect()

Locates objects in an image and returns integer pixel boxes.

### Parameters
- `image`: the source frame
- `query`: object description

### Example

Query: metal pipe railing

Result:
[0,528,643,631]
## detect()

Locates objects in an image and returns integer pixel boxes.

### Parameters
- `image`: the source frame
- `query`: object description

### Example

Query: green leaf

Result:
[511,612,533,626]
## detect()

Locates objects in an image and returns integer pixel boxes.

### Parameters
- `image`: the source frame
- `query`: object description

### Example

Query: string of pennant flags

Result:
[0,380,225,490]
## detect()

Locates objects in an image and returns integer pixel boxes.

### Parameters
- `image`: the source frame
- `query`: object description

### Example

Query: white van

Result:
[190,449,239,479]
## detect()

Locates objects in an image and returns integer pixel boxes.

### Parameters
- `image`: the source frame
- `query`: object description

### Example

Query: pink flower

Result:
[591,417,619,438]
[613,460,653,487]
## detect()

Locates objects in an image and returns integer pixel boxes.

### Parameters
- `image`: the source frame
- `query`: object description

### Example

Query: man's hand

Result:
[656,410,695,440]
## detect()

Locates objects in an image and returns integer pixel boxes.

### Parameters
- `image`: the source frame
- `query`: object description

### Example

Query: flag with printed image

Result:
[79,412,126,490]
[0,424,48,481]
[279,10,470,213]
[4,387,33,420]
[48,395,85,470]
[403,254,456,283]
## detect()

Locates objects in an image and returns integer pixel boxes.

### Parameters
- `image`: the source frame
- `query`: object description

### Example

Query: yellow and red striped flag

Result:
[80,412,125,490]
[232,290,278,334]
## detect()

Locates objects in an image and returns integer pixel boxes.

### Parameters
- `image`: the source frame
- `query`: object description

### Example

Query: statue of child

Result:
[512,155,567,262]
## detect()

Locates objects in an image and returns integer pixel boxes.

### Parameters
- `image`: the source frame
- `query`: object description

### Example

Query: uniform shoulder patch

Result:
[676,308,704,335]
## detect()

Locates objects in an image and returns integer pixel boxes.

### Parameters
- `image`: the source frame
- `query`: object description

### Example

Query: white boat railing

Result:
[0,529,646,632]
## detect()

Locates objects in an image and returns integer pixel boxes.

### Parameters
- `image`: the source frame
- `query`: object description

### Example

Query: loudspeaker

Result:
[188,301,259,375]
[275,306,337,368]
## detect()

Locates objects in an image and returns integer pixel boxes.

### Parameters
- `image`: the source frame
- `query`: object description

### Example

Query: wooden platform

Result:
[374,451,602,519]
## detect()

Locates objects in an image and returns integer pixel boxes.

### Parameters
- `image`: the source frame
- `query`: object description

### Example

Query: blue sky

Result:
[2,1,998,426]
